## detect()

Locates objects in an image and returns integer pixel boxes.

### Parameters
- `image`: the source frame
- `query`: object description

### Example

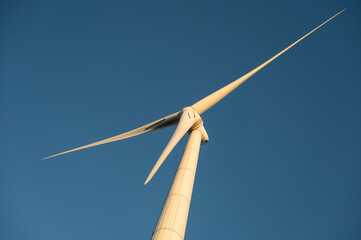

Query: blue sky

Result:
[1,1,361,239]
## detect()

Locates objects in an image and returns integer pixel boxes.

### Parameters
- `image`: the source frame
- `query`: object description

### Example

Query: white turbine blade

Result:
[42,112,180,160]
[144,109,196,185]
[191,9,346,115]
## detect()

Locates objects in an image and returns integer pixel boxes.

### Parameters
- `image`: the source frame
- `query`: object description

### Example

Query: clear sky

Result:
[1,1,361,239]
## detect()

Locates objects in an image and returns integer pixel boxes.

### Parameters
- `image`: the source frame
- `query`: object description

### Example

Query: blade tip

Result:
[144,178,150,185]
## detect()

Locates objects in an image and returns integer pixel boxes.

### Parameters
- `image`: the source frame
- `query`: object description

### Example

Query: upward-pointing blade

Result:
[191,9,346,115]
[42,112,180,160]
[144,109,196,185]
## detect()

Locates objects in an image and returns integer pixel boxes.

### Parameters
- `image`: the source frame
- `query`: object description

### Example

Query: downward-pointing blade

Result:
[191,9,346,115]
[42,112,180,160]
[144,109,196,185]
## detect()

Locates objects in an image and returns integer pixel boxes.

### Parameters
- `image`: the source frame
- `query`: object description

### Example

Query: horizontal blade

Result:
[144,109,196,184]
[42,112,180,160]
[191,9,346,115]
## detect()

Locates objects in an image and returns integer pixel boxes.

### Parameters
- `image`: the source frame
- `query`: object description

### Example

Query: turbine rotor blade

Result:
[144,108,196,185]
[191,9,346,115]
[42,112,180,160]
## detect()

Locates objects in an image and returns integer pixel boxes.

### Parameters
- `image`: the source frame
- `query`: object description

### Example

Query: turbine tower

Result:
[43,9,345,240]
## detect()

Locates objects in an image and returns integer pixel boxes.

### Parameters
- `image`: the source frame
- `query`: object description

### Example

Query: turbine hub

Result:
[181,107,203,130]
[182,107,209,145]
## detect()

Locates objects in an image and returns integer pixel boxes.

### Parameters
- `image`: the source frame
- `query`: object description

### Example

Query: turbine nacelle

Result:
[198,125,209,145]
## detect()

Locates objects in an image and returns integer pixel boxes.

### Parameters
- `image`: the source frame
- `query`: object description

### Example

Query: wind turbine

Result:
[43,9,345,240]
